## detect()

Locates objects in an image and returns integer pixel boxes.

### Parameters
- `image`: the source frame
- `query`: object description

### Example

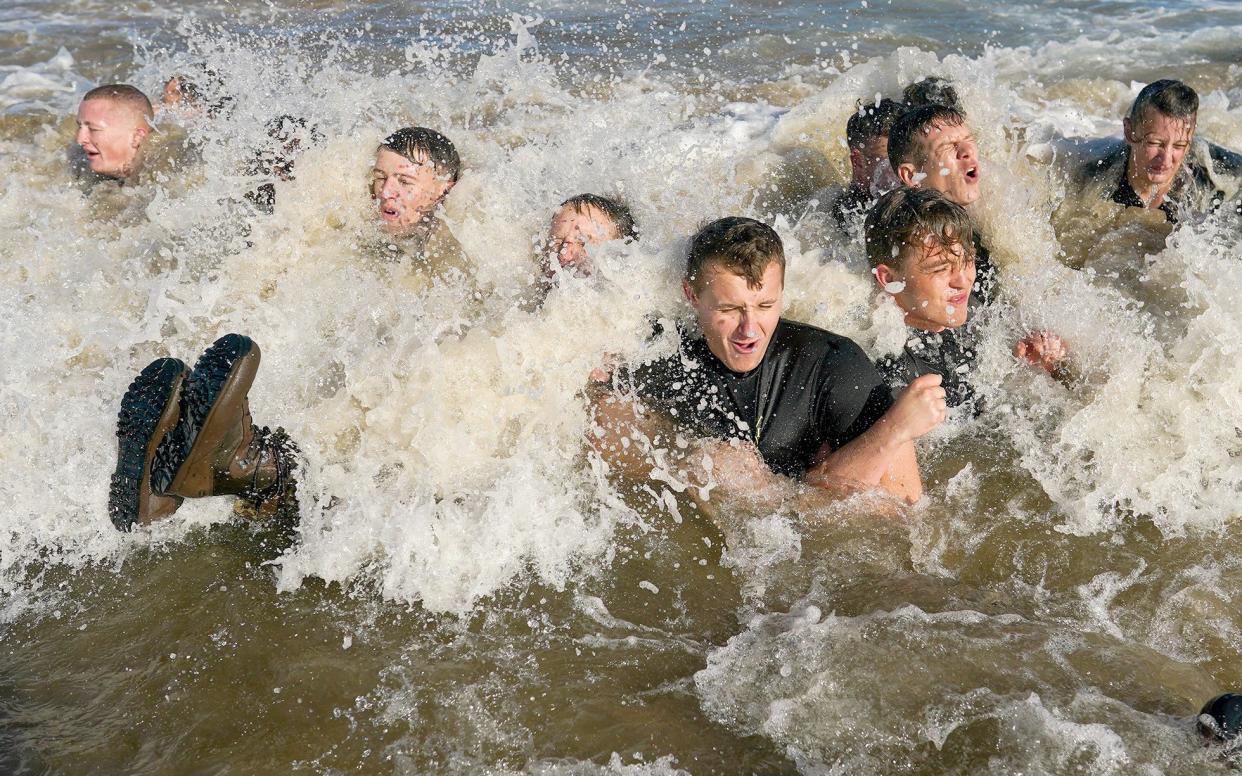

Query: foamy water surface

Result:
[1,0,1241,772]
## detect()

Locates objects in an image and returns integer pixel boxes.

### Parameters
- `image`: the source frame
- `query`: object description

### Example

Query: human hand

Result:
[886,373,947,442]
[1014,331,1068,374]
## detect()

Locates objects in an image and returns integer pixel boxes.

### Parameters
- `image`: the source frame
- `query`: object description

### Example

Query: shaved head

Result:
[76,84,154,179]
[81,84,154,121]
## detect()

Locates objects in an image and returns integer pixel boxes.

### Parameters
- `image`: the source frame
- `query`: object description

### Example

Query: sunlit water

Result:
[2,0,1241,772]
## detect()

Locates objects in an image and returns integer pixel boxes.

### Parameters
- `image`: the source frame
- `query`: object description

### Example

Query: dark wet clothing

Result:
[972,235,999,306]
[617,319,894,477]
[830,183,873,231]
[878,310,982,409]
[1082,142,1241,224]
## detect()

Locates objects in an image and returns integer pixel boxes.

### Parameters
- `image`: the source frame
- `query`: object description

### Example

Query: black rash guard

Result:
[616,319,894,477]
[877,313,981,409]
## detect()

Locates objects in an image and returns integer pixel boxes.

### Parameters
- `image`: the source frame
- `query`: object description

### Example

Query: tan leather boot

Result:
[155,334,299,510]
[108,358,188,530]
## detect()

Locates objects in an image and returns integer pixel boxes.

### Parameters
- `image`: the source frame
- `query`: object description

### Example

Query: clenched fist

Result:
[888,373,947,442]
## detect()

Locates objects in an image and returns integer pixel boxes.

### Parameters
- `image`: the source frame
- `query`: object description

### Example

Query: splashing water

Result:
[1,0,1241,771]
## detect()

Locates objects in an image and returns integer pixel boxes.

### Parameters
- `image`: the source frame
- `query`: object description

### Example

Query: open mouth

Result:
[964,166,979,182]
[730,339,759,356]
[379,203,400,220]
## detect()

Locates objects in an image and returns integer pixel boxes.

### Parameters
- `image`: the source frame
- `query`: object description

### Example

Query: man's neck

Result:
[1126,156,1173,208]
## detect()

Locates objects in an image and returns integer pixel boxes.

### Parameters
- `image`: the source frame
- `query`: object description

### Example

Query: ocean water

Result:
[1,0,1241,772]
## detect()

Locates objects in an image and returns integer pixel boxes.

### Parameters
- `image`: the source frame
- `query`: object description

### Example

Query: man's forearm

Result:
[807,415,922,502]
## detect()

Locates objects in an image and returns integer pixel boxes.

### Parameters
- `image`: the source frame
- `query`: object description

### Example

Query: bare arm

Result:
[806,373,946,503]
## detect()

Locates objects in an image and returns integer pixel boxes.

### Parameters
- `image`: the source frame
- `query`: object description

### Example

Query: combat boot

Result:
[108,357,188,530]
[154,334,299,511]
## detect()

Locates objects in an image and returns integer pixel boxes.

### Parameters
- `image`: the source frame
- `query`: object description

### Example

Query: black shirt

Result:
[617,319,894,477]
[877,314,981,409]
[1105,147,1226,224]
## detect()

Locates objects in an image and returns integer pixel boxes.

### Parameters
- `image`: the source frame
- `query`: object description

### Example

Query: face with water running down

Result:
[853,136,901,195]
[1124,108,1195,196]
[75,98,149,178]
[683,258,784,374]
[875,236,975,332]
[543,204,622,278]
[899,120,981,206]
[370,148,455,237]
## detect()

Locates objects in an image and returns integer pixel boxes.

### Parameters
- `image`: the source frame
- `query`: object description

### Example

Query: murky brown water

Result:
[2,0,1242,772]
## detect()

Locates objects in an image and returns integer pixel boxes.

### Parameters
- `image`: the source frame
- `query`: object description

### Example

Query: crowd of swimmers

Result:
[74,71,1242,746]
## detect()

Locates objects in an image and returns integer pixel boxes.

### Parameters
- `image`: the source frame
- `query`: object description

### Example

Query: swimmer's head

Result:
[1123,79,1198,195]
[683,217,785,373]
[1199,693,1242,745]
[865,187,976,332]
[846,97,904,193]
[371,127,460,238]
[544,194,638,279]
[161,67,231,117]
[75,84,154,179]
[902,77,962,111]
[888,104,981,207]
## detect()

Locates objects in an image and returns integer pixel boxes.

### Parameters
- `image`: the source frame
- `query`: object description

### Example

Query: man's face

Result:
[370,148,455,237]
[875,237,975,332]
[683,259,784,373]
[851,136,900,195]
[75,98,148,178]
[900,120,981,206]
[1124,108,1194,194]
[544,204,621,278]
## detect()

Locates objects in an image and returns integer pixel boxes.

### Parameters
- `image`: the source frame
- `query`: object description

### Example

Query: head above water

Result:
[683,217,786,373]
[161,67,232,117]
[75,84,154,179]
[1123,79,1199,198]
[544,193,638,278]
[846,97,905,192]
[865,187,976,332]
[371,126,461,238]
[888,104,981,206]
[902,77,962,111]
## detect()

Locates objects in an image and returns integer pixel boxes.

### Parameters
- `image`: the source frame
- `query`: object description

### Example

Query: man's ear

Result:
[873,263,900,291]
[681,278,698,306]
[896,163,919,187]
[132,124,150,148]
[848,148,864,173]
[1122,117,1134,143]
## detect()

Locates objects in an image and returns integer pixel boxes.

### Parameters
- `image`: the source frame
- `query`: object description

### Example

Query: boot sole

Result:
[163,334,261,498]
[108,358,187,531]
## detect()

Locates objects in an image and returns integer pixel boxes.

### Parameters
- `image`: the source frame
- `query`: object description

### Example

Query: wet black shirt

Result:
[877,314,981,409]
[1105,147,1226,224]
[618,319,894,477]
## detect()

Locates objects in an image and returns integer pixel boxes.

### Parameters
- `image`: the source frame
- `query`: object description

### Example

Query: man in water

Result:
[1076,79,1241,223]
[371,126,460,246]
[603,216,947,503]
[829,98,904,231]
[886,104,1000,305]
[865,187,1069,407]
[74,84,154,182]
[542,193,638,280]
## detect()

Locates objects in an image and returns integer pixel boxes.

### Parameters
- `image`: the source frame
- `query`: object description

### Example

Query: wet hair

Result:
[560,193,638,240]
[685,216,784,290]
[846,98,905,150]
[1128,79,1199,124]
[902,77,962,111]
[1198,693,1242,743]
[379,127,461,183]
[81,83,153,120]
[887,104,968,171]
[245,115,325,212]
[165,67,232,117]
[864,187,974,271]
